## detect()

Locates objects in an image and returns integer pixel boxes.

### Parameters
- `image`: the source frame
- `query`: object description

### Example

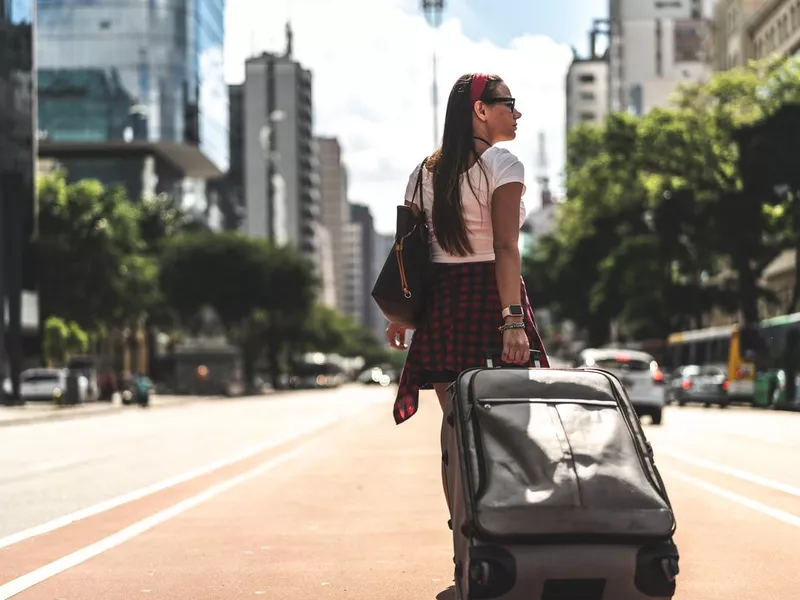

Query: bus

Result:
[665,323,758,402]
[752,312,800,409]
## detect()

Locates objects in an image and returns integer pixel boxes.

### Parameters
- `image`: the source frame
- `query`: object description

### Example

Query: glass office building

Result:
[1,0,38,399]
[36,0,228,211]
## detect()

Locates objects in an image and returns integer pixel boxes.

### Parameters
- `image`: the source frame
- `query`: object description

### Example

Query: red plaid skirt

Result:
[393,260,549,424]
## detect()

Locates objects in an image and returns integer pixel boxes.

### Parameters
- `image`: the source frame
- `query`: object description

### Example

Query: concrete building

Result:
[371,232,394,343]
[210,83,246,231]
[342,222,365,326]
[35,0,228,220]
[242,30,319,267]
[314,222,337,309]
[749,0,800,59]
[566,23,610,133]
[0,0,39,399]
[709,0,769,70]
[315,137,350,312]
[609,0,710,115]
[349,204,376,331]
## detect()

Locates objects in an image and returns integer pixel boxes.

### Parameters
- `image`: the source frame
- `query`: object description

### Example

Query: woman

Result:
[387,72,549,425]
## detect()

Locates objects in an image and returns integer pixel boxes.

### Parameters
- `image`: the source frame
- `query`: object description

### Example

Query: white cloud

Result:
[225,0,573,234]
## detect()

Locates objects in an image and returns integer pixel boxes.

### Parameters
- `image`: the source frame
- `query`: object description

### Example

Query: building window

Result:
[578,73,596,84]
[579,112,596,121]
[579,91,595,101]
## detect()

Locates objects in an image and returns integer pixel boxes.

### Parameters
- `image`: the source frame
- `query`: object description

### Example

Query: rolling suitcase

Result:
[440,351,680,600]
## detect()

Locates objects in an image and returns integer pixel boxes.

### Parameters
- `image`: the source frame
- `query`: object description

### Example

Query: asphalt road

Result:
[0,384,798,599]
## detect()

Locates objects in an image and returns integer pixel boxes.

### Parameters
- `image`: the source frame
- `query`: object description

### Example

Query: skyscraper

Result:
[242,29,318,263]
[35,0,229,214]
[316,136,349,312]
[349,203,375,331]
[1,0,38,402]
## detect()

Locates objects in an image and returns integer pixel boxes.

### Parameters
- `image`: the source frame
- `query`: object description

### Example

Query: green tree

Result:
[36,173,145,333]
[42,316,89,366]
[639,55,800,327]
[158,233,318,388]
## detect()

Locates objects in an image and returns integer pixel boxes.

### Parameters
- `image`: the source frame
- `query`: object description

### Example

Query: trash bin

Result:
[64,373,81,405]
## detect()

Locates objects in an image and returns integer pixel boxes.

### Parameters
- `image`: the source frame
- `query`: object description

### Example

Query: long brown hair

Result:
[426,73,503,256]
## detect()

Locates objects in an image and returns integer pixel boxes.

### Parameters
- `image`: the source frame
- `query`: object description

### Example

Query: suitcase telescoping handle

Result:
[485,348,542,369]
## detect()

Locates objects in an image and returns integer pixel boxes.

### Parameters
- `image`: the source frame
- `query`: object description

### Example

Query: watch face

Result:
[510,305,523,315]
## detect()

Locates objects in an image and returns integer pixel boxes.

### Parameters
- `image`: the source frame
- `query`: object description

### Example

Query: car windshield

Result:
[701,366,725,377]
[22,373,60,383]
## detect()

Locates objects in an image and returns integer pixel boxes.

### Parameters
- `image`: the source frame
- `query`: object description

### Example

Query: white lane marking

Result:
[0,415,340,550]
[666,470,800,529]
[0,441,314,598]
[659,450,800,497]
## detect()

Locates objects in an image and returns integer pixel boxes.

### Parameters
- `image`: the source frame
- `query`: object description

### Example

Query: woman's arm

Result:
[491,181,524,323]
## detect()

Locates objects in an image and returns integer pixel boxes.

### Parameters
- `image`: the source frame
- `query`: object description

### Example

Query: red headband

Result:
[470,73,489,105]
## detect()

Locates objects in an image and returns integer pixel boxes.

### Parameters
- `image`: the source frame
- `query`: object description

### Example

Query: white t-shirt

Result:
[403,146,527,263]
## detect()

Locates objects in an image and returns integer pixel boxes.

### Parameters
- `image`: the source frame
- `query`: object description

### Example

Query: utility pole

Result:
[421,0,444,150]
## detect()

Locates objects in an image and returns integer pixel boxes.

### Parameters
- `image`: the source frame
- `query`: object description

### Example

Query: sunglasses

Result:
[484,96,515,112]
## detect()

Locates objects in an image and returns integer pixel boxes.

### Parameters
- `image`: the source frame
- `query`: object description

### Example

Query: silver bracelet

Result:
[498,321,525,332]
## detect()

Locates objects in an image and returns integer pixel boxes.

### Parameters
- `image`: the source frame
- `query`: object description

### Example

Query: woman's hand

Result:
[502,326,530,365]
[386,323,411,350]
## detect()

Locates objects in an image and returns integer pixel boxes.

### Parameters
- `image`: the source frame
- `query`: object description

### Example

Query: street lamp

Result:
[421,0,444,149]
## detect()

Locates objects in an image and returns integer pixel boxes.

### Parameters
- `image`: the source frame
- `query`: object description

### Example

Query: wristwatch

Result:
[502,304,523,319]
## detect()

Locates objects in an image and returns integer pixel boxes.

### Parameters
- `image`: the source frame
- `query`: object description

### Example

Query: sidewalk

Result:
[0,394,210,427]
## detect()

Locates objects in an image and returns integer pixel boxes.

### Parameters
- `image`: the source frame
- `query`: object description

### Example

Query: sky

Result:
[224,0,608,235]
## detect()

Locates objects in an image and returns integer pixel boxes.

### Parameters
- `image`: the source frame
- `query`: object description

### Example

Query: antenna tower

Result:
[536,130,552,207]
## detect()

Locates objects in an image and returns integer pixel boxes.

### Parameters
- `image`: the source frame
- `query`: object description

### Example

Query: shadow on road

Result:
[436,585,455,599]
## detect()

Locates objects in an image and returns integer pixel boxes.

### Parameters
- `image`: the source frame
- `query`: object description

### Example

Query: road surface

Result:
[0,384,798,599]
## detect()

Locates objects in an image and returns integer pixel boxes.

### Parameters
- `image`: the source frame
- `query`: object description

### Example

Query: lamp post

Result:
[421,0,444,150]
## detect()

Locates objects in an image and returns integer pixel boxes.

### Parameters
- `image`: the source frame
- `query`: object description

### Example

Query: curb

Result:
[0,396,205,428]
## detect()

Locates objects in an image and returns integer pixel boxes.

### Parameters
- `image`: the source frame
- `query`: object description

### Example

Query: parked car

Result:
[16,368,89,403]
[575,348,666,425]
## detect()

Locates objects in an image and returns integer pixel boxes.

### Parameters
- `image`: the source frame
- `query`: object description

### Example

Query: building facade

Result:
[565,44,609,133]
[709,0,769,70]
[349,203,375,331]
[749,0,800,59]
[371,232,393,343]
[1,0,39,399]
[315,136,349,312]
[609,0,709,115]
[341,221,364,326]
[242,45,319,264]
[314,222,337,309]
[566,20,609,133]
[35,0,228,216]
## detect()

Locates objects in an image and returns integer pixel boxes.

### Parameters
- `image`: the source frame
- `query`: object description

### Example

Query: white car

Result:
[575,348,667,425]
[16,368,88,403]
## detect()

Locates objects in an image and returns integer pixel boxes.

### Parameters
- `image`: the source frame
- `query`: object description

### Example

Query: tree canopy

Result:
[525,55,800,346]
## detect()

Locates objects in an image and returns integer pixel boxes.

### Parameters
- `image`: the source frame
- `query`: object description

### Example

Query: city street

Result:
[0,384,798,599]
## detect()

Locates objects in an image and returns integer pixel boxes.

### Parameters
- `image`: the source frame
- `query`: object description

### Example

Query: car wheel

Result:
[650,409,663,425]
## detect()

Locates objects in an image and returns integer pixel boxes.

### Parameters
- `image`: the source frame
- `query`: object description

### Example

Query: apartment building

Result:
[316,137,350,312]
[609,0,709,114]
[242,36,318,262]
[566,24,609,133]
